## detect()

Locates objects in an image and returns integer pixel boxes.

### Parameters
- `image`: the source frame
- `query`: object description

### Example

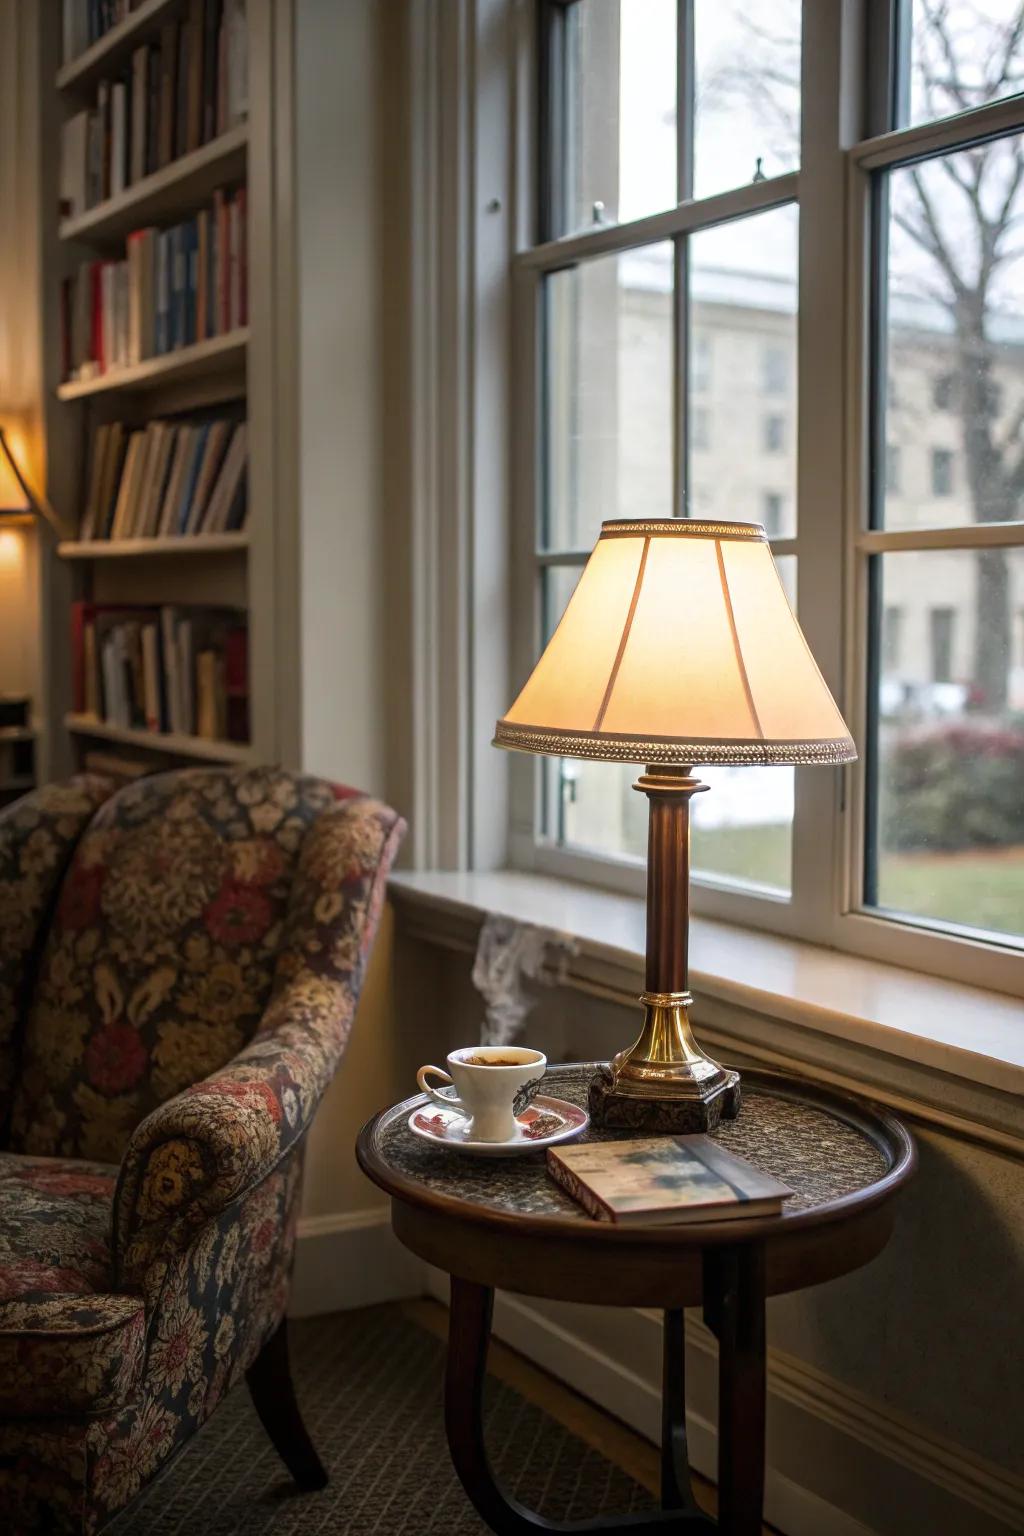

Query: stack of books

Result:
[78,416,247,540]
[72,602,249,743]
[61,186,247,381]
[60,1,246,215]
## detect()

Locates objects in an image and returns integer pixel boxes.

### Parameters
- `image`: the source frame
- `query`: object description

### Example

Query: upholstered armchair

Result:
[0,767,405,1534]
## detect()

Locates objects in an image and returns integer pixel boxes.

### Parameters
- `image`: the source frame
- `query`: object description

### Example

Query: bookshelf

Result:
[59,531,249,559]
[34,0,291,781]
[59,123,248,244]
[65,713,254,763]
[56,329,249,401]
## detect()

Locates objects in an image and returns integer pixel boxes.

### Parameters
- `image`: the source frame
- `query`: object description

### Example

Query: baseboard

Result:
[289,1206,425,1316]
[422,1274,1024,1536]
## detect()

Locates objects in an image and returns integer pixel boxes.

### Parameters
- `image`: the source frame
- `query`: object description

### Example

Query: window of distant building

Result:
[692,406,710,451]
[886,443,901,492]
[762,492,784,536]
[764,413,785,452]
[931,447,954,496]
[762,344,788,395]
[882,605,903,671]
[929,607,955,683]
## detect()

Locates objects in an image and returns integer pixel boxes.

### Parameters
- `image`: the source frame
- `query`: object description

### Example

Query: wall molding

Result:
[423,1271,1023,1536]
[289,1207,425,1318]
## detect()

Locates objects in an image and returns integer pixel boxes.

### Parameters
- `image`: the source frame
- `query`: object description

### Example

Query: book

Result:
[546,1136,793,1226]
[72,601,248,740]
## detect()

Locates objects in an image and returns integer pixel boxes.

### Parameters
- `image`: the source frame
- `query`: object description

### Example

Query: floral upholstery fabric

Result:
[0,767,406,1534]
[0,1153,144,1418]
[0,778,117,1138]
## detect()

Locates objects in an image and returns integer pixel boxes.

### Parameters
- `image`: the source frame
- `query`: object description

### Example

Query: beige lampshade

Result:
[494,519,856,767]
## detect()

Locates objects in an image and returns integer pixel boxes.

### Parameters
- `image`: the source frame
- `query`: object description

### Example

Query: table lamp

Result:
[493,518,856,1132]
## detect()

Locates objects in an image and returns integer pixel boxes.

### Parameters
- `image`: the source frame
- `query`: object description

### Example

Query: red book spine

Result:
[70,601,92,713]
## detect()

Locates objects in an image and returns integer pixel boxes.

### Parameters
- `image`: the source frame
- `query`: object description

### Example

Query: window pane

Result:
[544,558,796,897]
[877,138,1024,531]
[691,557,796,893]
[688,204,798,533]
[867,548,1024,945]
[543,244,674,552]
[904,0,1024,129]
[693,0,801,200]
[562,0,677,235]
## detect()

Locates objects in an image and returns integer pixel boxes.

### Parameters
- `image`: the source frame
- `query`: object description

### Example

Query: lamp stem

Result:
[644,764,700,994]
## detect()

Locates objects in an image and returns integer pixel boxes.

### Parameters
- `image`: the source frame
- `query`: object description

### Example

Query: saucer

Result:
[407,1094,589,1158]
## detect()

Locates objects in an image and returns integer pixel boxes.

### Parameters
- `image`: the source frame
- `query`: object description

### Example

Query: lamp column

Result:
[588,765,741,1132]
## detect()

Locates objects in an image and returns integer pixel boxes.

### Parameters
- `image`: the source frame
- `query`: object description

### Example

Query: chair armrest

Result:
[113,794,405,1290]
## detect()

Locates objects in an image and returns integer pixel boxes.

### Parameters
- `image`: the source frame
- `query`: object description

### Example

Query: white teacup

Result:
[416,1046,547,1142]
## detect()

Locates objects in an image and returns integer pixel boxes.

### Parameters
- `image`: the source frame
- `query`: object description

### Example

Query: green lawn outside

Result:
[693,822,1024,940]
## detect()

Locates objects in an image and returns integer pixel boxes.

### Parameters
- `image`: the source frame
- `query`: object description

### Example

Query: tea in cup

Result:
[416,1046,546,1142]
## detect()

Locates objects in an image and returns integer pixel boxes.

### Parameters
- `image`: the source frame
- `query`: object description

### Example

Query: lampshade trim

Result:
[493,719,857,766]
[601,518,766,542]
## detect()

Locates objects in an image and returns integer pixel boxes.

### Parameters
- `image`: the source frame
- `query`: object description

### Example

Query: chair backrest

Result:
[0,776,119,1143]
[7,766,361,1164]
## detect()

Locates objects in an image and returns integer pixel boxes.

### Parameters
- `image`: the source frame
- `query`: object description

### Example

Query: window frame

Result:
[504,0,1024,1000]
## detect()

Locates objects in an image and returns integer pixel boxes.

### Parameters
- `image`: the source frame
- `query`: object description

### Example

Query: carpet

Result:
[109,1306,653,1534]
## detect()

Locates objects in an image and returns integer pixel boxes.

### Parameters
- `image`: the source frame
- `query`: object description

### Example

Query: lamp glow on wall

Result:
[493,518,856,1132]
[0,425,69,538]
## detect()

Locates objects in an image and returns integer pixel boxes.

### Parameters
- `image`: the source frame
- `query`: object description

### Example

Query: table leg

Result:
[703,1246,767,1536]
[661,1309,700,1513]
[445,1275,716,1535]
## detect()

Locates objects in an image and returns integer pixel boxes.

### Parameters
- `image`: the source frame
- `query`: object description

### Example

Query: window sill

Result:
[389,869,1024,1156]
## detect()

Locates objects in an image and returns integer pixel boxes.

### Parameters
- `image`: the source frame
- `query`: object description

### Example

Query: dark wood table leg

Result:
[445,1275,716,1535]
[703,1246,767,1536]
[661,1309,700,1514]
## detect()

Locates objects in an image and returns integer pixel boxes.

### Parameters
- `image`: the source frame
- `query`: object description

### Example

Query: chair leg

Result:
[246,1318,328,1491]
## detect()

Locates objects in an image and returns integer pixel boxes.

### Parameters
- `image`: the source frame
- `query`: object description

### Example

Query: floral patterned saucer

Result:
[407,1095,588,1159]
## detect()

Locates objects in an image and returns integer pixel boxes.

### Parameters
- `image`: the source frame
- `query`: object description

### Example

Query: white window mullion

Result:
[789,0,866,945]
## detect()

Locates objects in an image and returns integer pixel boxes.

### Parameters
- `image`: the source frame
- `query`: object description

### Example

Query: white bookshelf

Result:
[35,0,291,782]
[59,124,248,245]
[56,0,181,93]
[58,532,250,560]
[57,329,250,402]
[66,713,254,763]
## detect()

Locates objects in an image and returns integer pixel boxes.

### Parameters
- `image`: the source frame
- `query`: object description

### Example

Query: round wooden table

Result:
[357,1064,915,1536]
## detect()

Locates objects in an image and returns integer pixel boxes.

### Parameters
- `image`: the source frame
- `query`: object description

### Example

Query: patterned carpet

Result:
[110,1305,653,1534]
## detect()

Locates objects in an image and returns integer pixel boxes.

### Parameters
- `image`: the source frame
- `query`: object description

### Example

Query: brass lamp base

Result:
[588,989,741,1132]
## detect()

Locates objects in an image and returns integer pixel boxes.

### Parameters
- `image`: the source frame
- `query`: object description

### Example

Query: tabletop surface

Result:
[362,1064,903,1229]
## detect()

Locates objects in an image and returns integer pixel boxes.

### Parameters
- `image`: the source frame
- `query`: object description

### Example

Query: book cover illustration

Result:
[547,1135,793,1225]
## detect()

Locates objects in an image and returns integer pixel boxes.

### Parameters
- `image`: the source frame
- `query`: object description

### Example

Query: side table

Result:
[357,1064,915,1536]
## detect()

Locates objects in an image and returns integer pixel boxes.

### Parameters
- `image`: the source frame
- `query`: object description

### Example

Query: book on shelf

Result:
[546,1136,793,1226]
[71,601,249,744]
[60,3,247,198]
[60,184,247,382]
[77,415,247,541]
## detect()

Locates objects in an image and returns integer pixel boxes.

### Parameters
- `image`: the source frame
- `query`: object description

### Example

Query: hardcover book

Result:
[547,1136,792,1226]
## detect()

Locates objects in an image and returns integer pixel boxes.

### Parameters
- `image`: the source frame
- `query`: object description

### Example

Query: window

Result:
[861,2,1024,957]
[762,492,784,535]
[762,344,788,395]
[932,374,955,411]
[930,448,954,497]
[928,607,956,683]
[882,605,903,672]
[885,444,900,493]
[692,334,712,394]
[518,1,1024,987]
